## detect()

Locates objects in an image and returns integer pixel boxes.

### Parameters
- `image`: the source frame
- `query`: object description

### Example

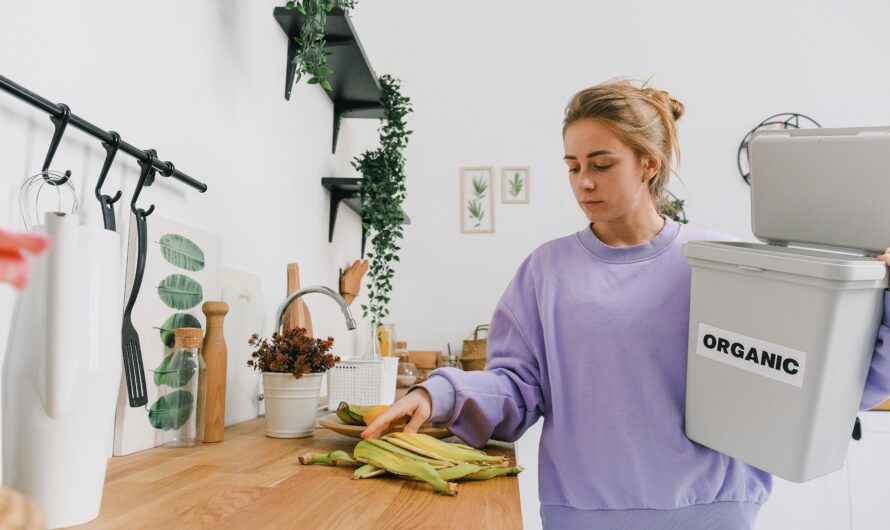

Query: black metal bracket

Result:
[42,102,72,185]
[95,131,123,231]
[321,177,410,257]
[332,100,384,153]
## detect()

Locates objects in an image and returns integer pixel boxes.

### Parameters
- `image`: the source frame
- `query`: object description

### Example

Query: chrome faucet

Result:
[274,285,357,333]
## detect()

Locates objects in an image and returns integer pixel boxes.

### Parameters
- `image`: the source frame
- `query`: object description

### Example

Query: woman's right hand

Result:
[361,387,432,439]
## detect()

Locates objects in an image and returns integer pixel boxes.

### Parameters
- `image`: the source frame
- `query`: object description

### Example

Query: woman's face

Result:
[563,118,659,223]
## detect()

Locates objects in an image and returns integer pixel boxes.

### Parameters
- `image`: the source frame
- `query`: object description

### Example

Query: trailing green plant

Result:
[285,0,358,91]
[664,189,688,224]
[352,75,413,328]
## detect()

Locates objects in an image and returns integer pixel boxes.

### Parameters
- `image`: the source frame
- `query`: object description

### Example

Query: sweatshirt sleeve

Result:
[859,290,890,410]
[409,259,546,448]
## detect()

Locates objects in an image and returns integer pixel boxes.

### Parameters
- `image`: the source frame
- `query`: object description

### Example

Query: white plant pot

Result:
[262,372,323,438]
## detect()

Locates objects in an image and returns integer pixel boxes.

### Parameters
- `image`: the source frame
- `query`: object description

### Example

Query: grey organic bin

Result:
[683,126,890,483]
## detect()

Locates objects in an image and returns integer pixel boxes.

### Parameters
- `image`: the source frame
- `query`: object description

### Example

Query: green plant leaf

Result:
[158,313,202,348]
[153,349,198,387]
[157,274,204,310]
[509,172,523,197]
[148,390,194,431]
[157,234,205,271]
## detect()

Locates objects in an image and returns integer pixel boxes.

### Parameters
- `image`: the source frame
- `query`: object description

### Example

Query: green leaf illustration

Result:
[148,390,194,431]
[158,313,202,348]
[471,176,488,199]
[153,349,198,387]
[157,234,205,271]
[509,172,524,198]
[157,274,204,310]
[467,199,485,226]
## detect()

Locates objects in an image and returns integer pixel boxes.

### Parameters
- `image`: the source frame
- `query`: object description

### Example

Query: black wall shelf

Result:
[274,6,384,154]
[322,177,410,257]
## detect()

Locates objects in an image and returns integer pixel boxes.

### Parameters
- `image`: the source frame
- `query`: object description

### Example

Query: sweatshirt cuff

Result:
[409,373,456,424]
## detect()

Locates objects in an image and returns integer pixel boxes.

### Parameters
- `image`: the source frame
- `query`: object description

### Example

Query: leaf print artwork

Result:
[158,313,202,348]
[153,349,198,387]
[157,234,205,271]
[157,274,204,310]
[509,172,524,198]
[148,390,195,431]
[468,175,488,227]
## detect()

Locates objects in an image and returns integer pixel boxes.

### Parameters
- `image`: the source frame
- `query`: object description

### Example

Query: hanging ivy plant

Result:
[352,75,413,327]
[285,0,357,91]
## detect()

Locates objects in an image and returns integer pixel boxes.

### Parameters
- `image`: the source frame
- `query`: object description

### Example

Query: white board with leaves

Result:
[112,214,221,456]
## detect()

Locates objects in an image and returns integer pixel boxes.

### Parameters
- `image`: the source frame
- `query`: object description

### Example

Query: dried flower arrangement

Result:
[247,327,339,379]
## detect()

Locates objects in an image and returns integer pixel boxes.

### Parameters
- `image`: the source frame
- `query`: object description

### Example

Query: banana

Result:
[298,450,360,466]
[362,438,452,469]
[336,401,366,426]
[463,465,524,481]
[383,433,508,466]
[354,440,458,496]
[353,463,388,479]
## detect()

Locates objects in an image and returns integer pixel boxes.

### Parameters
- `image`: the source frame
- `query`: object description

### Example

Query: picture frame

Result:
[460,166,495,233]
[501,166,530,204]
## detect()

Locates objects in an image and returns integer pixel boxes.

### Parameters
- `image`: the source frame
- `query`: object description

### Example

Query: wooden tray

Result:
[317,413,452,439]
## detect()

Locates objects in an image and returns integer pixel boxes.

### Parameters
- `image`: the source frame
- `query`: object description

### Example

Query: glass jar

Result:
[396,362,418,387]
[377,323,396,357]
[438,353,463,370]
[152,327,202,448]
[395,340,409,363]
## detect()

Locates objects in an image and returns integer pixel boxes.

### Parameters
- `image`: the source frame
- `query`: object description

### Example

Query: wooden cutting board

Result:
[284,263,313,337]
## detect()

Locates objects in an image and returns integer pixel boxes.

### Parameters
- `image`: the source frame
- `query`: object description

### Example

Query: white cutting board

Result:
[220,266,263,425]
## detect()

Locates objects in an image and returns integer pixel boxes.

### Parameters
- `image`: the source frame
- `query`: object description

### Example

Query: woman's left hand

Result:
[878,247,890,290]
[0,229,51,289]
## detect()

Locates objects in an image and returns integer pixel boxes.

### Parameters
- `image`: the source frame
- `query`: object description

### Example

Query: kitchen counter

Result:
[74,418,522,529]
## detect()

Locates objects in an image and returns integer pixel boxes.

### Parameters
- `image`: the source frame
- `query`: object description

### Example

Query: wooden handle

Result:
[284,263,313,337]
[339,259,369,305]
[202,301,229,443]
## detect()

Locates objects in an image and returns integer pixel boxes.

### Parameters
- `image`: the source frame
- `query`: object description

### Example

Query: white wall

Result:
[353,1,890,528]
[2,1,890,528]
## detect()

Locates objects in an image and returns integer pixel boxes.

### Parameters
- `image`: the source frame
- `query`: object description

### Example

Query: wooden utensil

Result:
[201,301,229,443]
[284,263,313,337]
[339,259,368,305]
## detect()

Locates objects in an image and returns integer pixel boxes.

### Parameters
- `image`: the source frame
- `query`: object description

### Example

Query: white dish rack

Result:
[327,357,399,410]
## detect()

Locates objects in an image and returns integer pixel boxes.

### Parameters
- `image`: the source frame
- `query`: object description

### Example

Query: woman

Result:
[362,79,890,529]
[0,228,50,289]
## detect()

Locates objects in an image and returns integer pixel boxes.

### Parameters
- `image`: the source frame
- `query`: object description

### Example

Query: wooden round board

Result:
[317,413,452,439]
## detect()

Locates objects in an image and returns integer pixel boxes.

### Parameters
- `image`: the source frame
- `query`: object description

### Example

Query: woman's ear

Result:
[641,155,661,182]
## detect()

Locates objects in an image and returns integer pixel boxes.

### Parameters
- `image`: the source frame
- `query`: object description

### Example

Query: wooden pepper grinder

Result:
[201,301,229,443]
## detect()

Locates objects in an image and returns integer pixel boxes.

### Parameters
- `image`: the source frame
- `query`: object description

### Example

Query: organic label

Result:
[695,323,807,388]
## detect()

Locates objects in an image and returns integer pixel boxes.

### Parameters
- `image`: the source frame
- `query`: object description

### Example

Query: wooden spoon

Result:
[284,263,313,337]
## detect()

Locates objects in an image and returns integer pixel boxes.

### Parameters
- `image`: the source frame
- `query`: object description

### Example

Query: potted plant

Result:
[248,327,339,438]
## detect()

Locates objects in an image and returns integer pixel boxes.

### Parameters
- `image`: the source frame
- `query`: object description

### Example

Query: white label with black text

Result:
[695,323,807,388]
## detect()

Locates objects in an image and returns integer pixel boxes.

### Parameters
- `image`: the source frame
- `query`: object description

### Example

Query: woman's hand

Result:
[878,247,890,265]
[0,229,51,290]
[361,388,433,439]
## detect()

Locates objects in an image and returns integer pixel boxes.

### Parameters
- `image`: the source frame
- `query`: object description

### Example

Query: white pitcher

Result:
[2,212,122,529]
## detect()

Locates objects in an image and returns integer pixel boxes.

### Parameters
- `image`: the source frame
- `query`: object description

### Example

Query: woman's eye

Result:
[593,164,612,171]
[568,167,580,174]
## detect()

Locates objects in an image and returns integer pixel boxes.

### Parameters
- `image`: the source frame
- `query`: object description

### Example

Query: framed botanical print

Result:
[460,166,495,233]
[501,166,530,204]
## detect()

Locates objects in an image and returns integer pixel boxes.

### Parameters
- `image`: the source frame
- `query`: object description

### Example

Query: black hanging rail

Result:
[0,74,207,193]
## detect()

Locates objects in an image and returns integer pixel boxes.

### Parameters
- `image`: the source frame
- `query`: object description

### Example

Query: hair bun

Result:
[642,87,685,122]
[667,95,685,121]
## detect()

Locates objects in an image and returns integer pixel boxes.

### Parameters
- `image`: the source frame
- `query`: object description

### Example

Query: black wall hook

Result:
[42,103,72,186]
[96,131,123,231]
[132,149,157,218]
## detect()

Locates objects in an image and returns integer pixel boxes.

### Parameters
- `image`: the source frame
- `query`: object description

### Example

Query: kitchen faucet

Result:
[274,285,357,333]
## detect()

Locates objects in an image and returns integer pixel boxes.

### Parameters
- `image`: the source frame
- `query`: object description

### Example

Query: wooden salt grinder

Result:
[201,301,229,443]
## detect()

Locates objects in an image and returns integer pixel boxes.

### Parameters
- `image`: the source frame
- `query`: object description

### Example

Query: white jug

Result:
[2,212,122,528]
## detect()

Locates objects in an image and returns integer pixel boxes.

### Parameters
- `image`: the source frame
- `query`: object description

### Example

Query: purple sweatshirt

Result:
[415,214,890,530]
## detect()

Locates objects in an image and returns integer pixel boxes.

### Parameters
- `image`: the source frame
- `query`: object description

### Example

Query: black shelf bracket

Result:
[322,177,410,257]
[274,6,384,154]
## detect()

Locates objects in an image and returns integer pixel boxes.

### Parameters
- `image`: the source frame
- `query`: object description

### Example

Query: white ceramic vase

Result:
[262,372,323,438]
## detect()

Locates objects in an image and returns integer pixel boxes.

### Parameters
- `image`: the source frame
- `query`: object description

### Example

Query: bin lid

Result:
[749,126,890,256]
[683,241,888,282]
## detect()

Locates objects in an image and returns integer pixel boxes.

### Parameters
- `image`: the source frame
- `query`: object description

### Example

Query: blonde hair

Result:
[563,78,685,216]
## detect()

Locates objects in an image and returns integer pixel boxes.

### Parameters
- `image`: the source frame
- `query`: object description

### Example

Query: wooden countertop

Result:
[74,418,522,529]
